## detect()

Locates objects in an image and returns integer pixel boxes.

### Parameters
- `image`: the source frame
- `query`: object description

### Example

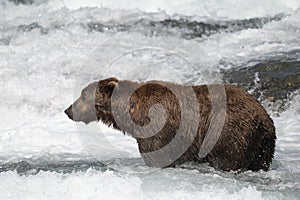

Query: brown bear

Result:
[65,77,276,172]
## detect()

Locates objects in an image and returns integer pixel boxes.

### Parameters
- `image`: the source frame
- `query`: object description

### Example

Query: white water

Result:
[54,0,300,19]
[0,0,300,199]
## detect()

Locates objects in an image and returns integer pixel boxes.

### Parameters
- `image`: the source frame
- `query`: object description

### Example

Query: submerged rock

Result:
[222,59,300,113]
[87,15,285,39]
[0,159,107,175]
[7,0,46,5]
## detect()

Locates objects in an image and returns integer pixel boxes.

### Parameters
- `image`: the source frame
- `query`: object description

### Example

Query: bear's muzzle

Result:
[64,106,73,120]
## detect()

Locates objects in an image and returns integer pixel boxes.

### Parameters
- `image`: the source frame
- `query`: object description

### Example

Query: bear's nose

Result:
[64,106,73,119]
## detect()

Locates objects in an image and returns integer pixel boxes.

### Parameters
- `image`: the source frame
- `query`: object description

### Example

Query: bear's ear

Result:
[107,80,119,91]
[97,77,119,93]
[108,80,118,87]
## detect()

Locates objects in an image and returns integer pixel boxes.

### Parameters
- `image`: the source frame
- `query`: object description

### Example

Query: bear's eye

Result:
[81,91,89,101]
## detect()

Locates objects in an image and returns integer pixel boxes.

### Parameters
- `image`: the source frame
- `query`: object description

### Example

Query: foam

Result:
[0,170,266,200]
[57,0,300,19]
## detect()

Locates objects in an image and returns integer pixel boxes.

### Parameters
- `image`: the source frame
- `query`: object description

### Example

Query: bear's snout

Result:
[64,106,73,120]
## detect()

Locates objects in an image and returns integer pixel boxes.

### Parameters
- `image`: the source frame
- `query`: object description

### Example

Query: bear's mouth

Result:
[64,107,96,124]
[80,119,91,124]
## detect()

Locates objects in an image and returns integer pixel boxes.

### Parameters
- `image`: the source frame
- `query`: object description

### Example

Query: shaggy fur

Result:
[65,77,276,171]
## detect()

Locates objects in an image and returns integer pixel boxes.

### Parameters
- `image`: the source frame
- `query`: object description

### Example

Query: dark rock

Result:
[222,59,300,105]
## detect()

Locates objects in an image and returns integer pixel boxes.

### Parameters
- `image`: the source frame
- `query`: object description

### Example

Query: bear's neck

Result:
[109,80,140,135]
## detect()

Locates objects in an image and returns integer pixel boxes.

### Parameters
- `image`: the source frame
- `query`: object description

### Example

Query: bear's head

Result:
[64,77,119,125]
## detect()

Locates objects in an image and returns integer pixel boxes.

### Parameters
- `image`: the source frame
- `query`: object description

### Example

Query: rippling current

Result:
[0,0,300,199]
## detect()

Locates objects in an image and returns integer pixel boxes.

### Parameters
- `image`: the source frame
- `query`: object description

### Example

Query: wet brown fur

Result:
[65,77,276,171]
